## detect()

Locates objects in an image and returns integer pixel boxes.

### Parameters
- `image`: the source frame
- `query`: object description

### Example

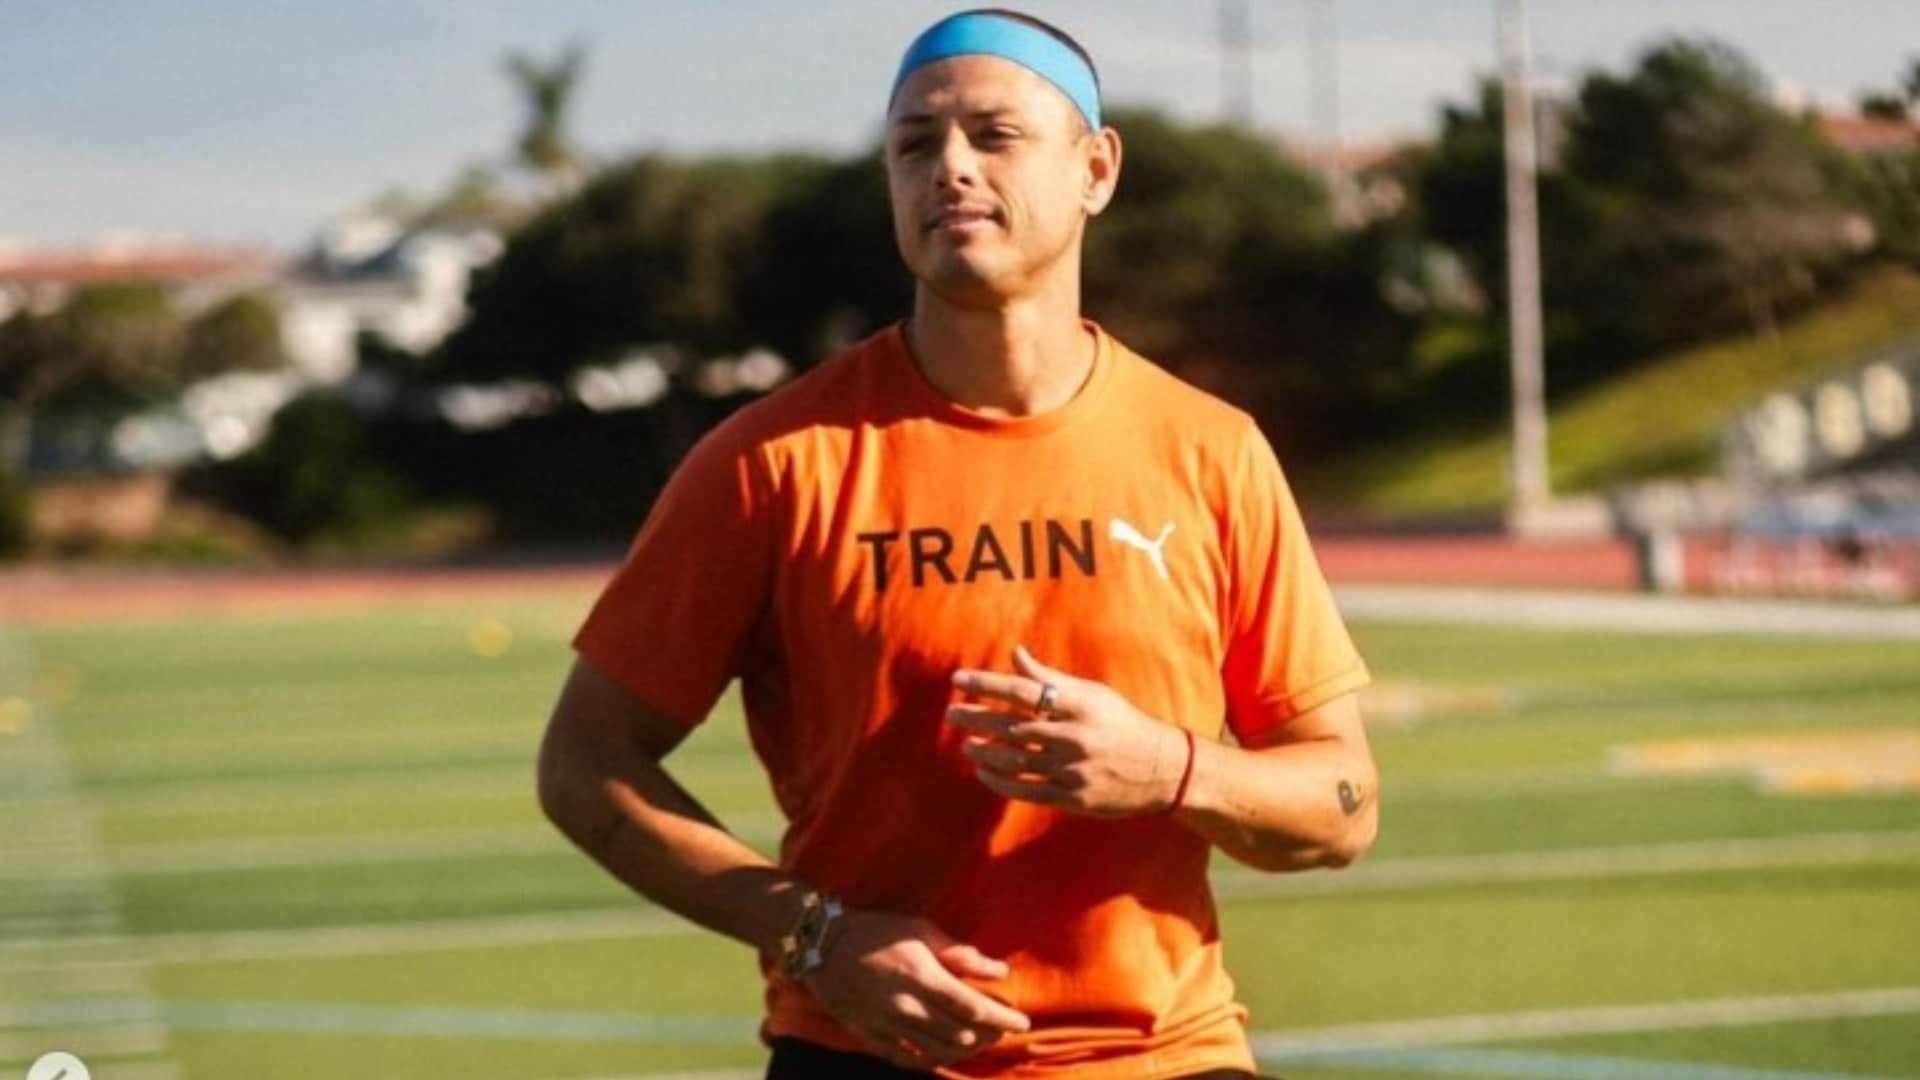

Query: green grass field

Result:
[3,588,1918,1079]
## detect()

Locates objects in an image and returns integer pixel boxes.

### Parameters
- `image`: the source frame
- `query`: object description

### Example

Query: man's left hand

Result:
[947,645,1186,818]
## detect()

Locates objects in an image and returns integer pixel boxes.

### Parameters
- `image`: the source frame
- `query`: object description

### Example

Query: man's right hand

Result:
[797,907,1031,1069]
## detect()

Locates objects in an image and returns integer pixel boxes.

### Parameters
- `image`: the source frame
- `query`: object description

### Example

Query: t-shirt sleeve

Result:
[1220,422,1370,745]
[571,423,774,728]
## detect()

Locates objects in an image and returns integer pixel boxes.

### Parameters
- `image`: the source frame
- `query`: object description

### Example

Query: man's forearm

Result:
[537,728,805,957]
[1172,734,1377,872]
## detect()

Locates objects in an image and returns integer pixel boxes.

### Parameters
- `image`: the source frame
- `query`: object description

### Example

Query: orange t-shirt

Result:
[573,317,1370,1078]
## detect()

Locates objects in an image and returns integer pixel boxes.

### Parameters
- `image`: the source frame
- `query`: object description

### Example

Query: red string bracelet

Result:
[1165,728,1197,814]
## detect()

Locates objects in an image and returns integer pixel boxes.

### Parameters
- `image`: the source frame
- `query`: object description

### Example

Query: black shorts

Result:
[766,1036,1275,1079]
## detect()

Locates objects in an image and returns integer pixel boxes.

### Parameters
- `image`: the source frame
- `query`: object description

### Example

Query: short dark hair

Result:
[962,8,1102,97]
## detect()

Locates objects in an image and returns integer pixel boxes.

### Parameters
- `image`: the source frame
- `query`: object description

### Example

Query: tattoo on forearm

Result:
[1337,780,1364,816]
[590,813,629,853]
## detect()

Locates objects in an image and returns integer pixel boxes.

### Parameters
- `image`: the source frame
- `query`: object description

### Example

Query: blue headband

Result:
[890,12,1101,131]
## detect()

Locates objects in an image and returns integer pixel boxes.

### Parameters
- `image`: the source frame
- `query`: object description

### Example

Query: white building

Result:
[276,215,504,383]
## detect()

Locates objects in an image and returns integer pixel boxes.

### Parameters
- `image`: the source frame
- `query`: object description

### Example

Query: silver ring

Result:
[1035,683,1059,715]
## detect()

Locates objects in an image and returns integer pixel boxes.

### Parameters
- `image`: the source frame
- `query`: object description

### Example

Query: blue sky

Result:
[2,1,1913,252]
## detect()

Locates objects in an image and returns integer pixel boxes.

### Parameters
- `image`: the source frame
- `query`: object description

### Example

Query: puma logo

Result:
[1109,518,1174,581]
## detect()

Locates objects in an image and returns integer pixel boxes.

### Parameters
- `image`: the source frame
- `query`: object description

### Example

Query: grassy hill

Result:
[1299,268,1920,516]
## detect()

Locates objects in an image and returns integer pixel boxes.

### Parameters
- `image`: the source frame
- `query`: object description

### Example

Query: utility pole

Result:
[1304,0,1340,151]
[1498,0,1550,528]
[1220,0,1254,125]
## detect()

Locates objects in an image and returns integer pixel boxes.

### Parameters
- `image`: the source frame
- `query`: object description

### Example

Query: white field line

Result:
[5,987,1916,1072]
[0,764,1755,870]
[1295,1046,1899,1080]
[2,999,752,1048]
[0,770,531,814]
[0,907,695,972]
[60,723,537,770]
[0,814,789,878]
[1334,584,1920,639]
[0,1021,169,1060]
[12,1060,180,1076]
[1,762,1659,821]
[0,751,749,815]
[1211,827,1920,900]
[49,668,553,710]
[542,1055,1871,1080]
[0,824,565,879]
[5,829,1916,972]
[7,810,1913,889]
[1250,986,1920,1056]
[0,961,152,996]
[25,1060,180,1076]
[0,913,121,938]
[7,731,1750,827]
[0,878,122,911]
[1382,766,1739,800]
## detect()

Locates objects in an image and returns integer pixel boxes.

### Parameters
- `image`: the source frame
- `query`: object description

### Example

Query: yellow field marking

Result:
[467,617,515,658]
[1611,729,1920,795]
[0,696,31,735]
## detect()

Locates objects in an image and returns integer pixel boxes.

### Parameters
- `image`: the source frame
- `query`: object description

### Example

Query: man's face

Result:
[884,54,1107,308]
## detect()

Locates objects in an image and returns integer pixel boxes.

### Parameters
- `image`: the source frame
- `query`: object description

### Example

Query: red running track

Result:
[0,536,1643,625]
[1313,536,1640,592]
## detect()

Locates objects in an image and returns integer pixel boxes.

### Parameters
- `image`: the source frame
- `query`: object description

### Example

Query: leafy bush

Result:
[212,391,416,544]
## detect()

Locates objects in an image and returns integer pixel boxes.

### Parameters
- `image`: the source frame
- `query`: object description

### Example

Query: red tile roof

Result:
[1284,140,1405,174]
[1815,112,1920,154]
[0,246,275,285]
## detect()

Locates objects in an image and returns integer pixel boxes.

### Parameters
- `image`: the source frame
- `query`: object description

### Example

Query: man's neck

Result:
[904,288,1096,418]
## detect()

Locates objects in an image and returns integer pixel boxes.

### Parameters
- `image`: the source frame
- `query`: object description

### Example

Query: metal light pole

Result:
[1499,0,1550,528]
[1220,0,1254,125]
[1305,0,1340,151]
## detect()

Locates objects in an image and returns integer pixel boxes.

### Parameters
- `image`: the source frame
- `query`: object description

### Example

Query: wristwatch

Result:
[775,888,844,980]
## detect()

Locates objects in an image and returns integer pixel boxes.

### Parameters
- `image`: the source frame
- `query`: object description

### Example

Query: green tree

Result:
[1828,56,1920,262]
[220,390,411,543]
[439,153,823,382]
[742,151,910,365]
[1418,79,1514,299]
[0,283,184,469]
[0,284,299,469]
[1079,108,1422,452]
[1859,93,1910,122]
[182,291,287,381]
[439,109,1416,459]
[1568,39,1851,347]
[1083,107,1335,361]
[1416,39,1855,389]
[1828,147,1920,263]
[1848,56,1920,122]
[12,284,185,404]
[504,43,589,199]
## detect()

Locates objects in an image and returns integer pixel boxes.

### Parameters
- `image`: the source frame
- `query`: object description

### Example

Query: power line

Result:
[1220,0,1254,126]
[1305,0,1340,150]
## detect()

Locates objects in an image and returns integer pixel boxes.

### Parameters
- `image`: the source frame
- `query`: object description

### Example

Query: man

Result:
[537,9,1378,1078]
